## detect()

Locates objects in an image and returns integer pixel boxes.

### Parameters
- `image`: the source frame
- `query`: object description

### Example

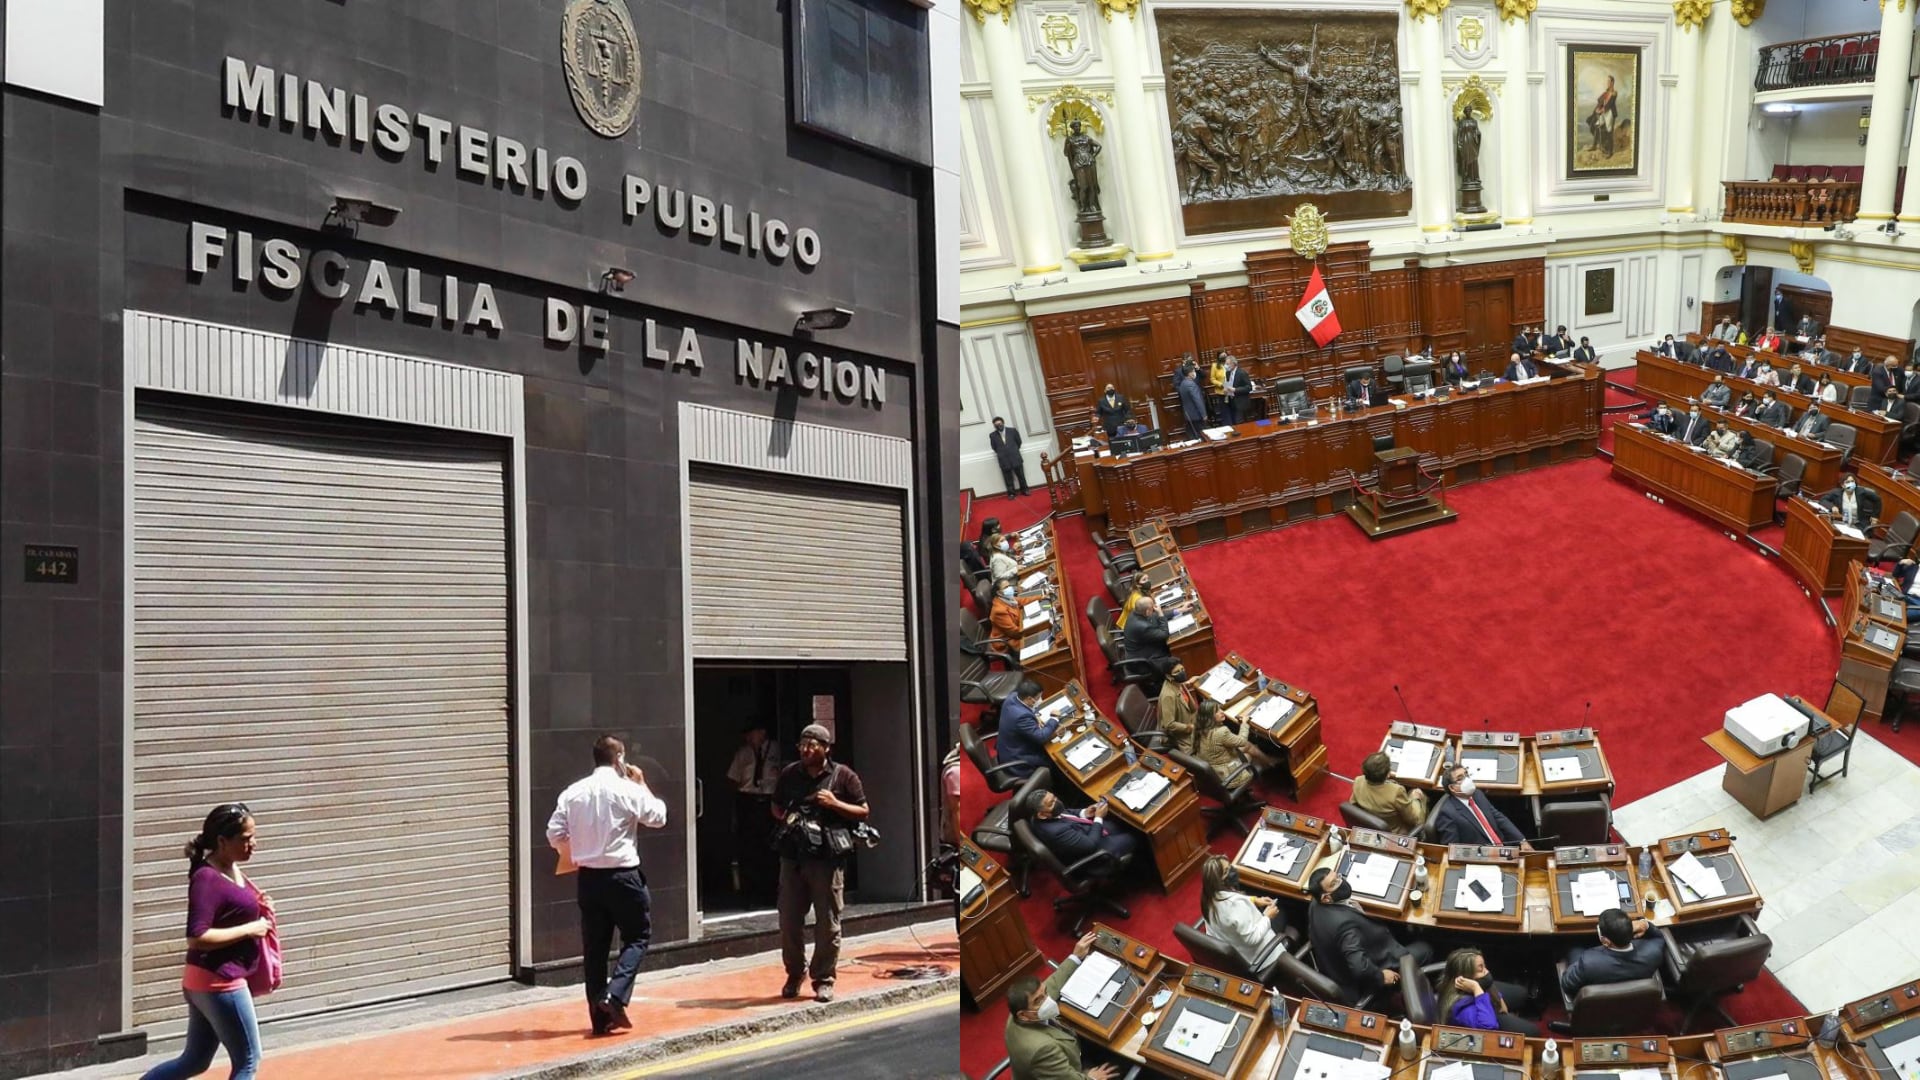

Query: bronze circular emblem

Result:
[562,0,642,139]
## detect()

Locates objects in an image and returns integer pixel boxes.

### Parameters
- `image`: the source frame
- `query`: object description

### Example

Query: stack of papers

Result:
[1165,1008,1231,1063]
[1059,951,1123,1013]
[1388,740,1436,780]
[1296,1050,1392,1080]
[1037,695,1075,722]
[1542,755,1584,782]
[1429,1062,1476,1080]
[1347,852,1397,898]
[1023,608,1053,630]
[1570,871,1620,916]
[1020,548,1046,566]
[1249,696,1296,730]
[1019,571,1048,589]
[1454,864,1505,913]
[1168,613,1196,635]
[1115,770,1171,811]
[1246,829,1304,876]
[1837,523,1867,540]
[1669,851,1728,900]
[1154,584,1186,605]
[1198,668,1249,701]
[1018,637,1053,661]
[1202,426,1236,441]
[1460,756,1498,781]
[1063,737,1107,771]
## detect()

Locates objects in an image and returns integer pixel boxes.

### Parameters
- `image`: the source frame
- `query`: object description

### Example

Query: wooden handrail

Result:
[1722,179,1860,226]
[1039,451,1079,515]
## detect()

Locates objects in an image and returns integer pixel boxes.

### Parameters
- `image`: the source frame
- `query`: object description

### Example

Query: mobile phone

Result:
[1467,879,1493,902]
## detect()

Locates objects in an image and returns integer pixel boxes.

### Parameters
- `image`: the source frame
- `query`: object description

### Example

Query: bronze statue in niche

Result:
[1156,11,1411,235]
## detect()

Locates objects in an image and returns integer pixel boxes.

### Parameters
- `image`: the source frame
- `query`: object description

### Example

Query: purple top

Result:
[183,864,262,980]
[1447,991,1501,1031]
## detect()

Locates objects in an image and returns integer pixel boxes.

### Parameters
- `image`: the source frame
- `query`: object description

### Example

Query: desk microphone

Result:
[1392,684,1415,724]
[1582,701,1592,730]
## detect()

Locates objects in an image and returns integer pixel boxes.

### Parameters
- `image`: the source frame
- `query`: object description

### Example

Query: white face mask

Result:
[1455,777,1476,797]
[1845,483,1857,493]
[1000,587,1015,600]
[1032,996,1060,1023]
[997,540,1010,552]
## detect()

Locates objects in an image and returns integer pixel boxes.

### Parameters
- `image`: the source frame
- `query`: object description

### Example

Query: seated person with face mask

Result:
[1187,700,1275,787]
[1432,765,1531,849]
[1156,662,1201,748]
[1819,476,1880,529]
[1028,788,1141,872]
[988,578,1024,656]
[1351,751,1428,834]
[1306,866,1434,1005]
[1199,855,1291,984]
[1641,401,1679,435]
[1732,431,1772,472]
[1437,946,1537,1035]
[1705,420,1741,458]
[1701,375,1732,409]
[1559,908,1662,1005]
[1673,404,1710,446]
[1004,932,1121,1080]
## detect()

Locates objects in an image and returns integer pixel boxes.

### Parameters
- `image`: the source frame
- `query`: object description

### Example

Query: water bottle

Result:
[1123,741,1138,766]
[1328,827,1344,853]
[1817,1010,1842,1049]
[1398,1018,1416,1053]
[1413,855,1429,887]
[1638,847,1654,881]
[1542,1039,1561,1080]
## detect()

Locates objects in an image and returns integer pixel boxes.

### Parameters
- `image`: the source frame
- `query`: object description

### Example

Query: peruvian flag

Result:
[1295,266,1341,348]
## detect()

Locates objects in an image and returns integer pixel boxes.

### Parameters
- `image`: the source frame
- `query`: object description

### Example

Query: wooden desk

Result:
[1058,924,1166,1045]
[1652,831,1763,919]
[1782,494,1871,596]
[1202,653,1328,799]
[1127,538,1220,676]
[1012,523,1086,697]
[1041,695,1210,891]
[1546,844,1645,933]
[1081,369,1603,545]
[1141,965,1272,1080]
[1612,423,1778,535]
[1703,729,1814,819]
[1637,350,1899,466]
[1231,807,1329,895]
[1429,845,1529,932]
[957,839,1041,1006]
[1838,561,1907,724]
[1380,726,1614,799]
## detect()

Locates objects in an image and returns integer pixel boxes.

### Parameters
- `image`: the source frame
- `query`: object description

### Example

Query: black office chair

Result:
[1099,634,1161,692]
[1808,680,1865,791]
[1012,814,1132,934]
[1867,510,1917,564]
[960,722,1027,796]
[1104,567,1131,607]
[1167,748,1263,837]
[1775,453,1808,500]
[970,767,1051,896]
[1086,595,1120,638]
[1404,361,1435,395]
[1087,528,1139,573]
[1382,354,1406,389]
[1531,793,1613,847]
[1338,802,1394,833]
[1174,922,1258,982]
[958,613,1022,721]
[1749,437,1776,472]
[1113,684,1166,750]
[1274,376,1311,418]
[1905,453,1920,484]
[1827,422,1858,464]
[1659,915,1774,1032]
[1094,543,1137,583]
[1550,973,1665,1035]
[1398,954,1450,1025]
[1272,950,1352,1005]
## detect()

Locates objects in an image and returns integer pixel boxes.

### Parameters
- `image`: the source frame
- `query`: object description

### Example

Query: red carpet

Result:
[958,455,1848,1077]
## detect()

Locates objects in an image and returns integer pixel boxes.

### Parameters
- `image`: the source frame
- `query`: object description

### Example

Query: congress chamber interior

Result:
[951,0,1920,1076]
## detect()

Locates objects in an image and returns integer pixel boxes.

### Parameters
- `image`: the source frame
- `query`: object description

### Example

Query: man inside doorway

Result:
[725,723,782,904]
[772,724,869,1002]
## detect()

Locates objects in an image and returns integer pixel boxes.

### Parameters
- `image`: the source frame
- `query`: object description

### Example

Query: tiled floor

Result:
[1612,729,1920,1014]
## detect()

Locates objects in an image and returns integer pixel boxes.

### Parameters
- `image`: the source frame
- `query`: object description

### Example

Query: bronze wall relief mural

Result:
[1157,10,1411,236]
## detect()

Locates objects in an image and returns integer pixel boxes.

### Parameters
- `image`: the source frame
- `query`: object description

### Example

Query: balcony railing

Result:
[1755,31,1879,92]
[1722,179,1861,225]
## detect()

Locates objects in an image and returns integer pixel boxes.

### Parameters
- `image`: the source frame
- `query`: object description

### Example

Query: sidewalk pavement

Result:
[46,921,957,1080]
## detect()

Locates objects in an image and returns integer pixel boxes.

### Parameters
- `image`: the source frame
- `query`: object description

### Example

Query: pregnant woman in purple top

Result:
[140,803,274,1080]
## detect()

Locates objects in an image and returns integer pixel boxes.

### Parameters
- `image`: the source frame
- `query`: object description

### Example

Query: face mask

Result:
[1331,881,1354,904]
[997,540,1010,552]
[1455,777,1477,796]
[1032,996,1060,1023]
[1224,866,1241,890]
[1690,411,1700,419]
[1845,483,1856,493]
[1000,587,1014,600]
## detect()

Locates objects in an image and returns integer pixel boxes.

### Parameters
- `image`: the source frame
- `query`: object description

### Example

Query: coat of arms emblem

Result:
[562,0,642,139]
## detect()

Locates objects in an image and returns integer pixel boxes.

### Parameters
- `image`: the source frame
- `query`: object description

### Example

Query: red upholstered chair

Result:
[1864,37,1881,79]
[1787,165,1810,182]
[1806,165,1830,182]
[1771,163,1792,181]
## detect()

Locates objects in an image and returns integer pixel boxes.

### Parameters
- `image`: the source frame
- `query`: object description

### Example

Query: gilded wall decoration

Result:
[1021,3,1100,76]
[1723,234,1747,265]
[1156,11,1411,235]
[1447,7,1497,68]
[1790,241,1815,275]
[1496,0,1537,22]
[1732,0,1765,26]
[963,0,1016,24]
[1673,0,1711,31]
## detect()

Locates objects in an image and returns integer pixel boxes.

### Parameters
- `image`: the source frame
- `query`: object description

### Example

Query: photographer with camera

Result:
[771,723,870,1002]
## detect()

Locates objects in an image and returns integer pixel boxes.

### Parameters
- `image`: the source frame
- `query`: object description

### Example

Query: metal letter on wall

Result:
[1156,10,1411,235]
[562,0,643,138]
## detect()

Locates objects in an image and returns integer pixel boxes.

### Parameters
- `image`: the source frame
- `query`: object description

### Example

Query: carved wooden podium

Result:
[1346,445,1459,539]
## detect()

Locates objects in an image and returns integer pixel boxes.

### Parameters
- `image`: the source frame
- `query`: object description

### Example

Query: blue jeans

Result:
[140,987,260,1080]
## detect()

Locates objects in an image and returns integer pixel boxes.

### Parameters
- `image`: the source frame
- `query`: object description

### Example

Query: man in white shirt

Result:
[547,735,669,1035]
[725,724,782,902]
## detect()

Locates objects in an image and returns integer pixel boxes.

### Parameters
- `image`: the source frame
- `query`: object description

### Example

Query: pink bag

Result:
[248,882,282,997]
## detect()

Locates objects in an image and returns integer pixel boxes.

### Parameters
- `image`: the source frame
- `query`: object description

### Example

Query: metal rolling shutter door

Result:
[687,468,907,660]
[130,402,511,1028]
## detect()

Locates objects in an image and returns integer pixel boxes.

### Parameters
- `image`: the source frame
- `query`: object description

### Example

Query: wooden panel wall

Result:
[1027,245,1550,445]
[1827,324,1915,363]
[1699,299,1739,338]
[1776,284,1833,333]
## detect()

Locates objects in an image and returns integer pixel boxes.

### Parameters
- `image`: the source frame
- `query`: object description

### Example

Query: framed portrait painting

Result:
[1566,45,1641,180]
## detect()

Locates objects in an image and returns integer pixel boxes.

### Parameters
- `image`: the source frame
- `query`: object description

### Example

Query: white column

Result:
[1412,11,1452,231]
[1900,67,1920,223]
[975,10,1065,273]
[1857,0,1916,221]
[1665,13,1705,214]
[1499,13,1533,225]
[1104,10,1176,260]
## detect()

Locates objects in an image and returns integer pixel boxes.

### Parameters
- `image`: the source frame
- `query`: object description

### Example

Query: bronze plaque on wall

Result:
[1584,267,1616,317]
[1157,10,1411,236]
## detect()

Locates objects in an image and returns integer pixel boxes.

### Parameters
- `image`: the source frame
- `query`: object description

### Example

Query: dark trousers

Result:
[1186,415,1205,440]
[578,867,652,1016]
[1489,980,1537,1034]
[779,856,846,986]
[1231,397,1251,423]
[999,463,1029,496]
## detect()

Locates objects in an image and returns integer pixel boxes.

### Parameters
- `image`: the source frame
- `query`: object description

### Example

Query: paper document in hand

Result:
[1541,755,1583,782]
[1018,637,1052,661]
[1461,756,1498,781]
[1063,737,1107,771]
[1038,694,1074,722]
[1389,740,1436,780]
[1347,852,1397,898]
[1570,871,1619,916]
[1117,771,1171,811]
[1020,571,1047,589]
[1669,851,1728,899]
[1454,864,1505,913]
[1166,1008,1231,1063]
[1059,951,1122,1012]
[1250,695,1296,730]
[1168,613,1196,635]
